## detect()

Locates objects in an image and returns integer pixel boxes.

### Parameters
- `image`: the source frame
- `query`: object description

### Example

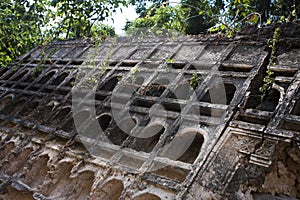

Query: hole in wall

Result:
[145,84,166,97]
[144,78,169,97]
[98,114,111,131]
[282,120,300,132]
[167,82,191,100]
[108,126,128,145]
[33,102,55,123]
[68,170,95,200]
[162,102,181,113]
[132,99,155,108]
[1,186,35,200]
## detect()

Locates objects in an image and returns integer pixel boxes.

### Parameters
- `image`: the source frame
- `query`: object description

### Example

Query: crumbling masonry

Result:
[0,22,299,199]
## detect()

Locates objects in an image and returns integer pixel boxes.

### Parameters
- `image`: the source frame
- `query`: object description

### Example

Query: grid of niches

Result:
[266,48,300,136]
[234,47,299,136]
[280,87,300,133]
[60,40,267,185]
[0,39,268,187]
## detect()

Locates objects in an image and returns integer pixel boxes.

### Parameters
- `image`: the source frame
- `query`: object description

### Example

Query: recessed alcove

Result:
[200,83,236,105]
[38,71,56,84]
[52,72,69,85]
[128,124,165,153]
[98,76,119,92]
[291,98,300,116]
[160,130,205,164]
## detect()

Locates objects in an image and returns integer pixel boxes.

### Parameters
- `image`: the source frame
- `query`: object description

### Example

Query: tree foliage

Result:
[49,0,126,38]
[125,5,188,33]
[1,0,299,67]
[127,0,300,35]
[0,0,48,67]
[0,0,126,67]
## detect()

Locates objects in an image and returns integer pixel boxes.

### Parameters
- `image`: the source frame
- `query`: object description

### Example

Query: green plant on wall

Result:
[259,27,281,103]
[189,72,201,91]
[165,58,176,68]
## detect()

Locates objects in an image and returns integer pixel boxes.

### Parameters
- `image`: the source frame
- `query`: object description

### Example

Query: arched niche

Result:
[108,117,136,145]
[129,123,165,153]
[81,114,112,139]
[160,129,205,164]
[133,193,161,200]
[200,83,236,105]
[19,101,39,116]
[291,98,300,116]
[177,132,204,163]
[0,95,13,111]
[93,179,124,200]
[168,81,191,100]
[0,67,8,77]
[52,72,69,85]
[65,77,75,87]
[98,114,112,131]
[61,110,90,132]
[10,69,29,82]
[38,71,56,84]
[98,76,119,91]
[51,106,71,126]
[145,77,170,97]
[2,70,15,80]
[259,88,280,112]
[2,99,26,115]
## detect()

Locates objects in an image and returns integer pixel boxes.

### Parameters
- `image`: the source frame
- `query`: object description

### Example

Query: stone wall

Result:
[0,22,299,199]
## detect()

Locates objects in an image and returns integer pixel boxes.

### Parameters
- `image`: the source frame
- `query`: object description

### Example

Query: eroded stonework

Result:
[0,22,299,200]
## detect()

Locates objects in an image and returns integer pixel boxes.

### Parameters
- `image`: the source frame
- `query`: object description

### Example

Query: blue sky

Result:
[106,1,181,35]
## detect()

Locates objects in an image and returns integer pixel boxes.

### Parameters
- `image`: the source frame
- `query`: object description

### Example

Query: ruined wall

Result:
[0,22,299,200]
